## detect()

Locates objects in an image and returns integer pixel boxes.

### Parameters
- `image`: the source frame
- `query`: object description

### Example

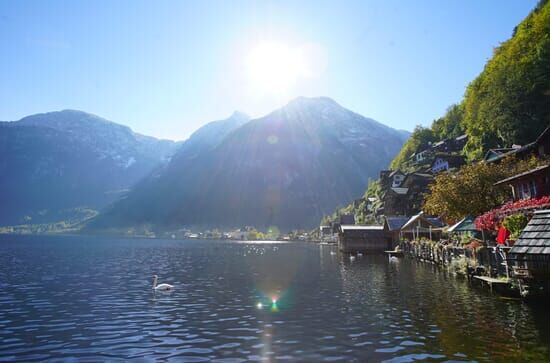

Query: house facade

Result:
[338,225,390,253]
[430,154,466,174]
[495,165,550,201]
[379,170,433,217]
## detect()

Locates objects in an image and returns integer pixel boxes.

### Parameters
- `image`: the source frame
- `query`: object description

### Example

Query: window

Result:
[519,183,530,199]
[529,180,537,198]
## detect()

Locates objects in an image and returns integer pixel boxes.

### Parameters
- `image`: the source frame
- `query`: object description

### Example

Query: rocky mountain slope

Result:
[89,97,409,232]
[0,110,179,225]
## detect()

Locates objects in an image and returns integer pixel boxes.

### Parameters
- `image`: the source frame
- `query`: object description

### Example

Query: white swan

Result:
[152,275,174,291]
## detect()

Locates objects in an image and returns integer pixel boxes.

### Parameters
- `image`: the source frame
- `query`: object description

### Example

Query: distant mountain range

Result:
[87,97,409,232]
[0,110,179,226]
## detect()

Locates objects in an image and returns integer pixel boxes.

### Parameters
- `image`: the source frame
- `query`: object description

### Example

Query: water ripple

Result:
[0,235,549,362]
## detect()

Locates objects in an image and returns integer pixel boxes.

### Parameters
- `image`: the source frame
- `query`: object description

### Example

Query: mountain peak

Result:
[18,109,120,129]
[229,110,250,121]
[286,96,340,108]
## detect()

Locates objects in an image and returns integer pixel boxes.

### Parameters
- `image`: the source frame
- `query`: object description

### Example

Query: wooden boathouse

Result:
[509,210,550,278]
[338,225,390,253]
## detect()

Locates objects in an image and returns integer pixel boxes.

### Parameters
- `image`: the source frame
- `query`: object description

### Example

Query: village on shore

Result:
[320,126,550,298]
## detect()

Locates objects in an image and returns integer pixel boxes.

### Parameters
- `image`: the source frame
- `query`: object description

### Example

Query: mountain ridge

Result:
[0,110,180,226]
[88,96,410,232]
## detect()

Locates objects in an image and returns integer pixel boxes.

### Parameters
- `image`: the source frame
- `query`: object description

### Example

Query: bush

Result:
[503,213,529,239]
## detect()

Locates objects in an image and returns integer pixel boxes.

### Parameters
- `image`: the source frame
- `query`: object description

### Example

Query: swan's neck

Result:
[153,276,158,289]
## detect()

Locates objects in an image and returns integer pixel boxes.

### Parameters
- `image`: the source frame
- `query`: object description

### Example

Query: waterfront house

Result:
[320,225,332,237]
[338,225,390,253]
[340,214,355,225]
[384,216,410,246]
[447,216,482,240]
[494,164,550,201]
[400,212,445,241]
[319,225,337,243]
[508,209,550,280]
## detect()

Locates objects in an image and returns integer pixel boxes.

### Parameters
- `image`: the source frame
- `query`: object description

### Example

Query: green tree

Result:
[390,126,436,170]
[462,1,550,159]
[423,162,508,222]
[431,104,465,140]
[423,157,547,222]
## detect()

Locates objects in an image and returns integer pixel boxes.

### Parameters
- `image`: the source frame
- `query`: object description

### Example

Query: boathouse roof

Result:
[401,212,445,231]
[340,225,384,231]
[510,210,550,255]
[384,216,410,231]
[339,214,355,225]
[447,216,478,232]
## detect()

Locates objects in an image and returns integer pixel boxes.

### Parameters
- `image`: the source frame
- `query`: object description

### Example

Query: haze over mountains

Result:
[89,97,409,232]
[0,97,409,231]
[0,110,179,226]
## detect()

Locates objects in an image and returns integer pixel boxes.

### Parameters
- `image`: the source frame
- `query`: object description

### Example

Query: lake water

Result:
[1,235,549,362]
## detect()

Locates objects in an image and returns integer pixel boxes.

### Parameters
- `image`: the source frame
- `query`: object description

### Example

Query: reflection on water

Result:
[0,235,549,362]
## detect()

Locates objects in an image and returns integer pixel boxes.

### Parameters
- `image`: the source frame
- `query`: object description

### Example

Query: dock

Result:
[384,250,403,257]
[473,276,511,292]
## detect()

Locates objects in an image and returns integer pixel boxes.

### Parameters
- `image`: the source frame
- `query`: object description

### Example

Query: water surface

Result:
[1,235,549,362]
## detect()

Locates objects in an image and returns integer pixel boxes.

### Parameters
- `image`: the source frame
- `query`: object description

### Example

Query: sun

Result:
[245,41,309,94]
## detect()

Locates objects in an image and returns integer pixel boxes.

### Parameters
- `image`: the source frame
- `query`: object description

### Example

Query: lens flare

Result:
[267,135,278,144]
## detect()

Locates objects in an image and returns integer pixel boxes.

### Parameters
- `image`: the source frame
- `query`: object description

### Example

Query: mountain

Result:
[0,110,179,226]
[171,111,250,162]
[88,97,409,232]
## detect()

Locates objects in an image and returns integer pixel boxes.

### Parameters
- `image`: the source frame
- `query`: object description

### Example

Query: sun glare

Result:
[246,41,309,94]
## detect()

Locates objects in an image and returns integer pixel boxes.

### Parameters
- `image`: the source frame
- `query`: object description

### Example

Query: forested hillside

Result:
[391,0,550,169]
[324,0,550,226]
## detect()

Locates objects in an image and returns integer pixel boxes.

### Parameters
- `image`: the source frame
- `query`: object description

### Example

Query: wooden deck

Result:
[473,276,511,292]
[384,250,403,257]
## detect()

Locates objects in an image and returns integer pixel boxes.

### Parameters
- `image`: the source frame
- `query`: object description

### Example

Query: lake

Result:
[1,235,549,362]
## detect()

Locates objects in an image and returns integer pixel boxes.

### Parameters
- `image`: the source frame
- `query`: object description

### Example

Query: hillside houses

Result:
[371,134,469,219]
[484,125,550,163]
[378,171,433,216]
[408,134,468,172]
[495,164,550,201]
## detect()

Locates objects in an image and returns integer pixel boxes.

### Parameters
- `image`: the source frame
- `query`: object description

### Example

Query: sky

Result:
[0,0,539,141]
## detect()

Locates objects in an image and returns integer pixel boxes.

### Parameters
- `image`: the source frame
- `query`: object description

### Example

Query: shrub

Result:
[503,213,529,239]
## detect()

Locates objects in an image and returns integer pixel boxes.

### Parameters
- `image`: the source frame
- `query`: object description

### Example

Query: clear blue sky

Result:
[0,0,538,140]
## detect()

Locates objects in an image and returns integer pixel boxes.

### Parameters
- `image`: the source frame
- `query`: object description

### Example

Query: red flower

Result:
[474,197,550,230]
